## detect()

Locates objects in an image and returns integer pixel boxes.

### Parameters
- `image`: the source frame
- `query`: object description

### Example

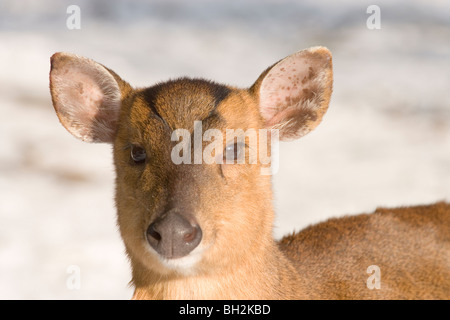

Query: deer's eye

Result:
[130,145,146,164]
[223,142,245,163]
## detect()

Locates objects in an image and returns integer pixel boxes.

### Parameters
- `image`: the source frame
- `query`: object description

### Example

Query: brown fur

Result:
[279,202,450,299]
[49,49,450,300]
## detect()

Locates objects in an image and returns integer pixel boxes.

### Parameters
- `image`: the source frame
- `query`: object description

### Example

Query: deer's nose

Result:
[146,211,202,259]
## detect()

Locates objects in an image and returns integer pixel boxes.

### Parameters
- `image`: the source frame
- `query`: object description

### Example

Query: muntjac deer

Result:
[49,47,450,299]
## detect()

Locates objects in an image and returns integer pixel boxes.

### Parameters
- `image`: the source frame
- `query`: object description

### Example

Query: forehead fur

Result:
[137,78,232,131]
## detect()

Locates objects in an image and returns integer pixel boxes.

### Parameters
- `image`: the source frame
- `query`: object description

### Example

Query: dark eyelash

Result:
[122,143,132,151]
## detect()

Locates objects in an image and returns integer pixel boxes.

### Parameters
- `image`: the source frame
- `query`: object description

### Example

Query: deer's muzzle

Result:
[146,210,202,259]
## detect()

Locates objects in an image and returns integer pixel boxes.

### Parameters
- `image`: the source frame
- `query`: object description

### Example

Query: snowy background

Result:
[0,0,449,299]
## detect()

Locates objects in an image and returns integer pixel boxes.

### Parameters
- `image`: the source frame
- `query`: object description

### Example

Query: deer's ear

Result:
[49,52,132,143]
[250,47,333,141]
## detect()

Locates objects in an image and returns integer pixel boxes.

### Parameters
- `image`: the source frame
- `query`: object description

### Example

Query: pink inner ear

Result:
[257,48,332,141]
[50,53,121,143]
[64,70,105,122]
[71,71,105,113]
[259,56,316,124]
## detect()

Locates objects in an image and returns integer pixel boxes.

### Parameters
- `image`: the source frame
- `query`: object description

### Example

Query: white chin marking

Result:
[144,242,205,275]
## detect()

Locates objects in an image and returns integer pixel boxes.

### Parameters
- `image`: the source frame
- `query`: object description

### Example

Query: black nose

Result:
[146,211,202,259]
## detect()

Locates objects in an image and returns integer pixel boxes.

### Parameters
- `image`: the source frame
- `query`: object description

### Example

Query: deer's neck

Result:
[130,240,305,300]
